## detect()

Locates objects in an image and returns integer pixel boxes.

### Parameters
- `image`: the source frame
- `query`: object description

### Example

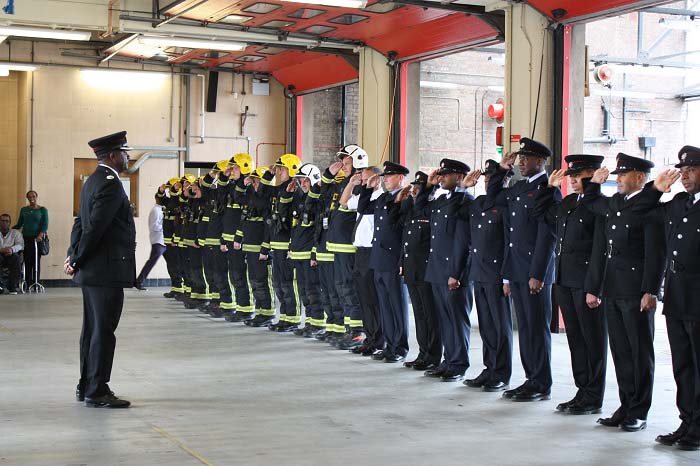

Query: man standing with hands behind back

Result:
[66,131,136,409]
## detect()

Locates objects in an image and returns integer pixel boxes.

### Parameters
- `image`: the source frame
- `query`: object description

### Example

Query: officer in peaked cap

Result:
[488,138,558,402]
[422,158,474,382]
[581,152,665,432]
[531,154,609,415]
[67,131,135,408]
[626,146,700,449]
[358,160,411,362]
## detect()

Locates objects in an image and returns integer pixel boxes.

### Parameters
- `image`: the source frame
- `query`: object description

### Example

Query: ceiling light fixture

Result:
[138,36,246,51]
[280,0,367,8]
[0,68,9,77]
[0,62,40,71]
[0,25,91,41]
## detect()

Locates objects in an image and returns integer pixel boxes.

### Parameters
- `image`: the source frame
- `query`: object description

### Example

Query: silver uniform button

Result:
[478,225,482,229]
[609,239,613,244]
[509,243,513,247]
[673,251,678,256]
[683,218,688,223]
[612,225,616,230]
[617,212,621,216]
[481,212,486,217]
[473,249,477,253]
[512,212,516,216]
[678,234,683,239]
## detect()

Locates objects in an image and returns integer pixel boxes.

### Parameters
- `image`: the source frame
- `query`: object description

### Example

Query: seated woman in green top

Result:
[13,190,49,283]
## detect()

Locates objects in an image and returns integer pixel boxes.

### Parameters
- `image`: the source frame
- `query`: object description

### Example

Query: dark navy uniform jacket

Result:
[416,187,473,287]
[488,168,558,284]
[533,186,606,292]
[461,194,507,285]
[631,186,698,320]
[359,187,403,273]
[582,180,666,299]
[388,196,431,285]
[69,165,136,288]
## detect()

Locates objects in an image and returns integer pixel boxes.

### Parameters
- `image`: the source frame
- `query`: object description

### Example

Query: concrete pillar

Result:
[403,62,421,170]
[504,2,554,154]
[358,47,393,166]
[567,25,586,156]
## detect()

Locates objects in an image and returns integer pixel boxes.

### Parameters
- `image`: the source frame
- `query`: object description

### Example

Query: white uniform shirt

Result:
[148,205,165,246]
[348,188,384,248]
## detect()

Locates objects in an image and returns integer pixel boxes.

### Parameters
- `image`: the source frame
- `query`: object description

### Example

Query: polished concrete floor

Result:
[0,288,696,466]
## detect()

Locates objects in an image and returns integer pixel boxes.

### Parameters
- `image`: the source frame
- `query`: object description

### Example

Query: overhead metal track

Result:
[153,0,208,28]
[389,0,506,34]
[644,6,700,16]
[119,14,363,50]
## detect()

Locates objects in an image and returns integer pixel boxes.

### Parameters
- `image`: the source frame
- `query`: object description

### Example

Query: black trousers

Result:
[353,247,383,348]
[474,282,513,384]
[374,271,409,357]
[246,251,273,316]
[293,259,323,326]
[203,246,228,303]
[0,252,22,289]
[271,250,300,323]
[22,237,40,283]
[666,314,700,439]
[79,286,123,398]
[511,281,553,393]
[333,253,362,330]
[227,248,253,312]
[136,243,166,286]
[163,245,182,291]
[317,261,343,333]
[606,298,655,420]
[431,283,472,374]
[406,280,441,365]
[187,247,207,299]
[555,285,608,405]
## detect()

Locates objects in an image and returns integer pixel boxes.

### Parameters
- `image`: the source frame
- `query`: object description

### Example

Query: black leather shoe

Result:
[677,436,700,451]
[513,386,551,402]
[313,330,328,341]
[620,418,647,432]
[568,403,602,415]
[85,393,131,408]
[185,300,203,310]
[403,359,421,368]
[135,283,147,291]
[76,385,84,402]
[656,426,688,446]
[360,346,375,356]
[351,344,370,355]
[209,307,227,318]
[413,361,438,371]
[277,323,298,333]
[371,350,386,361]
[229,311,254,322]
[597,409,626,427]
[338,332,365,350]
[163,291,177,298]
[463,370,489,388]
[293,324,312,336]
[384,354,405,363]
[556,397,578,412]
[503,382,528,399]
[424,367,446,378]
[246,315,274,327]
[482,381,509,392]
[441,370,465,382]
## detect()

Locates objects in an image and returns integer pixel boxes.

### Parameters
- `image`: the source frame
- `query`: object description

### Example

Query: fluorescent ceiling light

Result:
[0,25,91,41]
[80,68,168,91]
[279,0,367,8]
[0,68,9,77]
[0,62,39,71]
[659,18,699,31]
[138,36,246,51]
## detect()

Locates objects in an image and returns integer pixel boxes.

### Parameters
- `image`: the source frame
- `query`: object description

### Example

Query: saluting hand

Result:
[395,185,412,203]
[462,169,482,189]
[367,174,380,189]
[653,169,681,193]
[427,169,440,187]
[328,161,343,176]
[548,168,567,188]
[243,176,253,186]
[591,167,609,184]
[286,179,298,193]
[349,173,363,187]
[501,152,516,169]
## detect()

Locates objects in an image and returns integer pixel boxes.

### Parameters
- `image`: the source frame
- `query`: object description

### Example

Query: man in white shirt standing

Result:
[135,194,166,290]
[0,213,24,294]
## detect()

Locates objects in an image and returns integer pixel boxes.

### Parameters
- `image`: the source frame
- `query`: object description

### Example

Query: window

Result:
[328,14,369,25]
[288,8,326,19]
[186,58,208,65]
[363,2,402,13]
[236,55,265,62]
[218,62,243,68]
[301,25,336,34]
[202,51,229,59]
[242,2,282,14]
[219,14,254,24]
[261,20,296,29]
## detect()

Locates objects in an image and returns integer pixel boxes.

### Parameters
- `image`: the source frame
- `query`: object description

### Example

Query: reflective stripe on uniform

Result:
[326,242,356,253]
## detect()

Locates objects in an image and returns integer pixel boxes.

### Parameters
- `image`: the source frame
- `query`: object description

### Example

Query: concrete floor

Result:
[0,289,696,466]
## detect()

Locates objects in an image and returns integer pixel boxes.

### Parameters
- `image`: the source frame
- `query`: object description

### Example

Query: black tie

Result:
[687,197,695,212]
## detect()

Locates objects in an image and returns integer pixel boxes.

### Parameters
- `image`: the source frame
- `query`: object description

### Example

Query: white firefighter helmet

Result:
[296,162,322,185]
[336,144,369,169]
